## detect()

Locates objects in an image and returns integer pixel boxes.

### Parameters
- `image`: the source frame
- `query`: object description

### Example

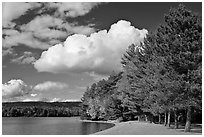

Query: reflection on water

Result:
[2,117,114,135]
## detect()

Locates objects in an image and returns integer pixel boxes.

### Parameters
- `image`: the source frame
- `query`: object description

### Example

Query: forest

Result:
[2,101,81,117]
[81,5,202,132]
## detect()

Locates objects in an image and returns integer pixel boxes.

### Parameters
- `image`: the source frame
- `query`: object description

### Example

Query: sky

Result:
[2,2,202,102]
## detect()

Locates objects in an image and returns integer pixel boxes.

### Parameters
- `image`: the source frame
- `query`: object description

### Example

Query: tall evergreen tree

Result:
[119,4,201,131]
[154,4,202,131]
[81,72,123,120]
[81,5,201,132]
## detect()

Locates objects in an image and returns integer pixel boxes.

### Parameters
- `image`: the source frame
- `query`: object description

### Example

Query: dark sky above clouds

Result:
[2,2,202,102]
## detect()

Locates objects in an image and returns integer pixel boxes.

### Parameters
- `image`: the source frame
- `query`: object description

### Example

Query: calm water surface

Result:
[2,117,114,135]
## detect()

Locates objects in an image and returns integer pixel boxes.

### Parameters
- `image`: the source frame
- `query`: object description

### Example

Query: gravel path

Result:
[93,121,202,135]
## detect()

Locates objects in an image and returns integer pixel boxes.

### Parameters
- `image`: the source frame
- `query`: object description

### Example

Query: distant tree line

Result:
[81,5,202,132]
[2,102,81,117]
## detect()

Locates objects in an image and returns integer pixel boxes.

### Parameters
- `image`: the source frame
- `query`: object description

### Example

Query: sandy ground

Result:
[92,121,202,135]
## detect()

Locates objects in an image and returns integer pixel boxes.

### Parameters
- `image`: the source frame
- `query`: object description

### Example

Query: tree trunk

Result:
[164,112,167,126]
[184,106,192,132]
[167,111,171,127]
[138,115,140,121]
[174,108,178,129]
[150,114,153,123]
[158,114,161,124]
[145,114,148,121]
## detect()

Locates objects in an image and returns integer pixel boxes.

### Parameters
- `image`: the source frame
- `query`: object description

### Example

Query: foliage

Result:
[81,72,123,120]
[2,102,81,117]
[81,5,201,132]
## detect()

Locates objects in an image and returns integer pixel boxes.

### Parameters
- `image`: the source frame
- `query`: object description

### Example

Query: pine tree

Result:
[119,5,201,130]
[81,72,123,120]
[154,4,202,131]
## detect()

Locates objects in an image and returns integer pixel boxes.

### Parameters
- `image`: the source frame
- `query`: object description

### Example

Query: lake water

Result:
[2,117,114,135]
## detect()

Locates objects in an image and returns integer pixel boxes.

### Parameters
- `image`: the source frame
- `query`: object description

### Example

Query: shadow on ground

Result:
[165,124,202,133]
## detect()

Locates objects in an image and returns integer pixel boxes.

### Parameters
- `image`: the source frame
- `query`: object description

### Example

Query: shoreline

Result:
[81,119,202,135]
[80,119,118,124]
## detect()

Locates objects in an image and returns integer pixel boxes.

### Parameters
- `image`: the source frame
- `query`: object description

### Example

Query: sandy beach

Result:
[91,121,202,135]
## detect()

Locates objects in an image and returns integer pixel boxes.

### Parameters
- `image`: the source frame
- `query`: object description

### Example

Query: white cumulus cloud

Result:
[2,2,41,28]
[46,2,100,17]
[30,93,37,97]
[3,31,52,49]
[50,97,61,102]
[11,51,36,64]
[2,3,98,50]
[34,20,148,75]
[34,81,68,91]
[2,48,14,57]
[3,15,95,49]
[2,79,31,98]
